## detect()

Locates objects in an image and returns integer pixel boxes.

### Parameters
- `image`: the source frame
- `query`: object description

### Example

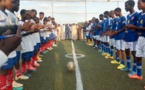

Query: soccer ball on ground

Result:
[67,61,75,71]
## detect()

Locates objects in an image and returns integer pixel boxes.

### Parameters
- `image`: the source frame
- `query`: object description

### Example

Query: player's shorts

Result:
[110,38,115,46]
[124,41,137,51]
[37,43,41,48]
[13,51,21,65]
[95,35,100,41]
[105,36,110,43]
[40,36,45,43]
[46,37,50,41]
[92,36,96,39]
[116,40,125,50]
[100,36,103,42]
[34,45,38,52]
[50,33,55,40]
[92,35,98,40]
[0,57,17,70]
[114,39,117,48]
[102,36,105,42]
[22,52,32,61]
[136,36,145,57]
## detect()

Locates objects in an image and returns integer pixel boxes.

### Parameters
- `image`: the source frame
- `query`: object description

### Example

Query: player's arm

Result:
[95,24,102,29]
[125,24,145,31]
[110,27,126,37]
[110,17,126,36]
[38,24,44,30]
[125,14,142,30]
[22,21,32,31]
[0,27,21,67]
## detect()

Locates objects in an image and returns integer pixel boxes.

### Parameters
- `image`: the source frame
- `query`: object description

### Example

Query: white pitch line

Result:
[71,40,83,90]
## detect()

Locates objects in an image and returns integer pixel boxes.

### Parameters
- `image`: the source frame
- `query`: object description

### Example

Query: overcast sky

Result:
[18,1,139,24]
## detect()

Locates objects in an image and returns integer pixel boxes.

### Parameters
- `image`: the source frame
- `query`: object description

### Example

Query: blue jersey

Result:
[110,17,118,39]
[124,12,139,42]
[92,22,98,35]
[95,21,104,35]
[116,16,126,40]
[103,18,111,32]
[137,12,145,37]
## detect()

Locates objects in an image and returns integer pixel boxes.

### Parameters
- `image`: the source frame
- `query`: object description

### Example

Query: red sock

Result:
[21,63,26,74]
[6,69,13,90]
[15,69,21,78]
[26,61,30,71]
[31,57,35,65]
[32,55,37,65]
[0,75,6,90]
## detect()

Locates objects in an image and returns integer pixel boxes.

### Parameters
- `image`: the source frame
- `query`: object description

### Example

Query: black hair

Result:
[142,0,145,3]
[99,14,104,17]
[125,0,135,7]
[20,9,26,16]
[95,18,99,22]
[43,17,48,21]
[114,7,121,12]
[104,11,109,15]
[110,10,114,13]
[48,16,51,18]
[39,12,44,15]
[35,17,39,19]
[31,9,37,13]
[52,18,55,20]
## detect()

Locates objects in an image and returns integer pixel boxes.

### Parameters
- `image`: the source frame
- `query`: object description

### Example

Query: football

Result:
[67,61,75,71]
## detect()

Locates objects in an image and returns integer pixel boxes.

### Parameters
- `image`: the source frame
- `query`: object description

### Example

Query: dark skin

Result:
[101,14,110,37]
[12,0,19,13]
[0,26,22,75]
[101,13,111,51]
[96,16,104,31]
[21,11,33,31]
[109,11,125,37]
[125,0,144,73]
[90,19,96,33]
[95,16,104,48]
[124,2,136,63]
[106,11,115,36]
[7,0,21,70]
[31,10,44,64]
[109,10,126,62]
[0,0,15,12]
[94,19,100,48]
[39,14,44,20]
[21,10,40,71]
[34,17,44,29]
[47,17,51,21]
[0,0,21,75]
[26,10,38,32]
[21,11,31,66]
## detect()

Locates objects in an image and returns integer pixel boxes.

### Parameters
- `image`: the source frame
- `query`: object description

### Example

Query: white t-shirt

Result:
[86,24,92,36]
[39,18,43,25]
[45,21,52,37]
[30,19,38,46]
[51,24,57,36]
[39,19,45,37]
[0,10,16,58]
[19,20,34,53]
[6,10,18,25]
[0,50,8,67]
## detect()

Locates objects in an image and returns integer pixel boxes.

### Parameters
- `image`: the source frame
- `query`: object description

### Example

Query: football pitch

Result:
[19,40,145,90]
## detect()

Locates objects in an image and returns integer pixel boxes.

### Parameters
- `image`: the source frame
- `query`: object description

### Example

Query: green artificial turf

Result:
[19,40,145,90]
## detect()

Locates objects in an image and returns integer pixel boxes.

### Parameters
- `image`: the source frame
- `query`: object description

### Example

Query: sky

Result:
[18,1,139,24]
